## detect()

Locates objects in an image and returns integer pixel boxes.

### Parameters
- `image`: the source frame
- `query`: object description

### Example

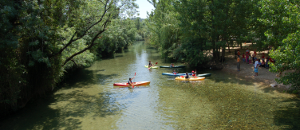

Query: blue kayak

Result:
[160,65,186,68]
[162,73,186,76]
[178,73,192,75]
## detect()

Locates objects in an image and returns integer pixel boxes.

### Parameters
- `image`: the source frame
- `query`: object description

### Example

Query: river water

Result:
[1,41,299,130]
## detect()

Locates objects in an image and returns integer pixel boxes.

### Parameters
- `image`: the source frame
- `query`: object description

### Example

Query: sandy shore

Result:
[220,43,291,91]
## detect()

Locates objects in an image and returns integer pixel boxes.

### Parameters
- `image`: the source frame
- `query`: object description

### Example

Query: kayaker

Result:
[170,63,174,67]
[185,72,189,79]
[192,71,196,77]
[148,61,153,68]
[128,77,135,86]
[172,70,177,74]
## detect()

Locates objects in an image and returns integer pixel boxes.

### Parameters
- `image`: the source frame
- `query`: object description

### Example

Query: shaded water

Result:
[1,41,299,130]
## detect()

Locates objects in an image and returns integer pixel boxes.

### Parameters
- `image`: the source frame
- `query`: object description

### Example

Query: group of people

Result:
[236,48,275,76]
[173,70,197,78]
[128,61,197,87]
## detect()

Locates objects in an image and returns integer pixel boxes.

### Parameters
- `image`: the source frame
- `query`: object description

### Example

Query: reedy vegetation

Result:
[145,0,300,88]
[0,0,138,113]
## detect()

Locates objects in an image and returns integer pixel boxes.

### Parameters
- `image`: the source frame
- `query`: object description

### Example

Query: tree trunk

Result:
[240,42,243,49]
[212,41,217,60]
[212,41,220,62]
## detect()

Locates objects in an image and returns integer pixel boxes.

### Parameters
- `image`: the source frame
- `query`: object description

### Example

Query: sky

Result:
[135,0,155,19]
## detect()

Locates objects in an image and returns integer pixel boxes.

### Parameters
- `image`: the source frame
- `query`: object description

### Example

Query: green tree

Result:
[146,0,181,62]
[94,18,138,57]
[173,0,255,66]
[258,0,300,88]
[0,0,137,113]
[0,0,27,107]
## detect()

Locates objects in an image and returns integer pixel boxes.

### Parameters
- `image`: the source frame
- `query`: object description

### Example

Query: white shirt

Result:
[254,61,259,68]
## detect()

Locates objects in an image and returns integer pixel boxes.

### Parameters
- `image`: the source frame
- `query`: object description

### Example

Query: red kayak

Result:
[113,81,150,86]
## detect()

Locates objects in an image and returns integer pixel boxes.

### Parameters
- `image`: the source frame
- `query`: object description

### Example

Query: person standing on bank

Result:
[252,49,257,64]
[254,59,259,76]
[237,56,241,71]
[246,48,250,64]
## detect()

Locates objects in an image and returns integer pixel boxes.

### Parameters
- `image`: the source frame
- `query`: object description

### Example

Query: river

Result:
[0,41,299,130]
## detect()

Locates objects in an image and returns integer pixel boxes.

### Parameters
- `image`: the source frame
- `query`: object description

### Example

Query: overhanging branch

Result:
[51,0,111,58]
[62,15,112,67]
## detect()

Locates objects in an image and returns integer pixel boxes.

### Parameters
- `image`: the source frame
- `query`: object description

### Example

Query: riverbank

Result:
[220,43,293,93]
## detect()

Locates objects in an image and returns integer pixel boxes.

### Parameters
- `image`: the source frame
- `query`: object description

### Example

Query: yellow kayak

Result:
[144,65,158,69]
[175,76,205,81]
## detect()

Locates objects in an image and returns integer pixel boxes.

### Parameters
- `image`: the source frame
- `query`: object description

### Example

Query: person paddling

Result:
[128,77,135,86]
[126,72,137,88]
[128,72,136,88]
[185,72,189,79]
[128,77,136,88]
[191,70,196,77]
[172,70,177,74]
[148,61,153,68]
[170,63,174,67]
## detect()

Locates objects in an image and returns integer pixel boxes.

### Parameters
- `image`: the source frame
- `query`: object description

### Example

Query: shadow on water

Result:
[206,71,300,129]
[201,70,254,86]
[0,90,122,130]
[61,69,118,88]
[0,64,126,130]
[146,47,155,49]
[207,71,300,129]
[273,98,300,130]
[115,55,123,57]
[123,48,129,52]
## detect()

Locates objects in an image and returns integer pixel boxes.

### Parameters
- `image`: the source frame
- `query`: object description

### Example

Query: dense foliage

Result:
[145,0,256,66]
[145,0,299,88]
[258,0,300,88]
[0,0,138,113]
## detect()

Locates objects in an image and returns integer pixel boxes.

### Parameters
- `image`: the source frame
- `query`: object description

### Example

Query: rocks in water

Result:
[270,83,277,87]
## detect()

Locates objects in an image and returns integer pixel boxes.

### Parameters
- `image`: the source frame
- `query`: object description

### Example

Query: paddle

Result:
[132,72,136,88]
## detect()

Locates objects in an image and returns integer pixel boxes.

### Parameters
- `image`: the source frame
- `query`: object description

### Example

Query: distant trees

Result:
[145,0,181,62]
[134,17,147,40]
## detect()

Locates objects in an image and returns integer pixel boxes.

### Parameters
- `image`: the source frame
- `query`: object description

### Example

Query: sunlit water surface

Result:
[1,41,299,130]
